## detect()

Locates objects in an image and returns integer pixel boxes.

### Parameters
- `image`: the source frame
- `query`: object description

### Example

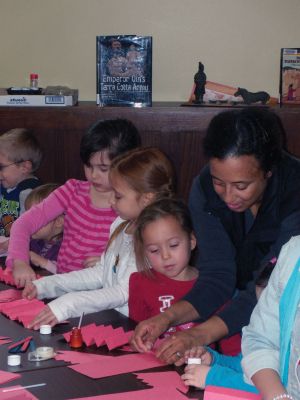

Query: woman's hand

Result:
[13,260,36,288]
[155,331,200,366]
[27,305,58,330]
[22,282,38,300]
[130,313,170,352]
[181,364,211,389]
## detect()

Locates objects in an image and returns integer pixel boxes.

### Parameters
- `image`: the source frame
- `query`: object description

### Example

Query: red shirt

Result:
[129,270,197,322]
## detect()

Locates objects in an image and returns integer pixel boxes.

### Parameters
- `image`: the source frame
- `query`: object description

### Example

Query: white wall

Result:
[0,0,299,101]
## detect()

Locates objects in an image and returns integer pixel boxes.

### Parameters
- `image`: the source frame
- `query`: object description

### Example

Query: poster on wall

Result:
[96,35,152,107]
[280,48,300,105]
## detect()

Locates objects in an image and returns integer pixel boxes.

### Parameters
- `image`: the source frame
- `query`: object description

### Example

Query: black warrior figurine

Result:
[193,62,206,103]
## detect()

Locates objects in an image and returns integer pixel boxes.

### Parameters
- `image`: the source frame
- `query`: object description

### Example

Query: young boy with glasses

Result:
[0,128,42,252]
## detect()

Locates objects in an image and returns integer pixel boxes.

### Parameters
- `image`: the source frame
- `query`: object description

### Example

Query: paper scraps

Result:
[0,385,39,400]
[204,385,262,400]
[55,350,165,379]
[0,289,22,303]
[0,370,21,385]
[68,370,189,400]
[0,298,46,327]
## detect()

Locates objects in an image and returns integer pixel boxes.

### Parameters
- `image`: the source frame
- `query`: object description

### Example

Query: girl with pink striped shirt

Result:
[22,147,175,328]
[7,119,141,287]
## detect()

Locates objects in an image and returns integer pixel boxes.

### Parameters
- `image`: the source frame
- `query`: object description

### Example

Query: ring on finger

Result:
[176,351,182,358]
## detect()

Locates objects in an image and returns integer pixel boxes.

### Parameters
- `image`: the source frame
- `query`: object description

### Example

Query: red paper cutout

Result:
[204,385,261,400]
[0,370,21,385]
[0,298,46,327]
[69,370,189,399]
[0,385,39,400]
[63,324,133,350]
[0,289,22,303]
[69,352,165,379]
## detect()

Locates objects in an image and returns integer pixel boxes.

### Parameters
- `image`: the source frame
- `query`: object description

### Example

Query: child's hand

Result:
[83,256,101,268]
[29,251,47,269]
[181,364,211,389]
[22,282,38,300]
[27,305,58,330]
[13,260,36,288]
[184,346,212,365]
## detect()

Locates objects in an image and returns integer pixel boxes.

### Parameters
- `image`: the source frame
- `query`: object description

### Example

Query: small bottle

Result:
[70,327,83,348]
[30,73,39,89]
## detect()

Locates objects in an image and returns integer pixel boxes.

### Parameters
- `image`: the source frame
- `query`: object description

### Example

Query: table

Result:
[0,281,204,399]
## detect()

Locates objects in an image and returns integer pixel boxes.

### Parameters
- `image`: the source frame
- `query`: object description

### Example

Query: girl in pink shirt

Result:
[7,119,141,287]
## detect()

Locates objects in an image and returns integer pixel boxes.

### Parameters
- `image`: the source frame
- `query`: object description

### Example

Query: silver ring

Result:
[176,351,182,358]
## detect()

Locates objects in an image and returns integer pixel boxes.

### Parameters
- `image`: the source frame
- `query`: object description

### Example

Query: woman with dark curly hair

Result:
[131,108,300,366]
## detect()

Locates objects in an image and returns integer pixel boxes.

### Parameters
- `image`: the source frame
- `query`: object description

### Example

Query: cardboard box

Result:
[0,88,78,107]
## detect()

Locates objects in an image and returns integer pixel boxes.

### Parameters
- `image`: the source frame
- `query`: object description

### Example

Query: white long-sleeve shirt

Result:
[33,217,136,322]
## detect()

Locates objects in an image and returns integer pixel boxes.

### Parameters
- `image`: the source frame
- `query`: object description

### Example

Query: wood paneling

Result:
[0,103,299,201]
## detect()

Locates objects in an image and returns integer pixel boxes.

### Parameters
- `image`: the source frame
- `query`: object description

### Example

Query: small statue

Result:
[234,87,270,105]
[193,62,206,103]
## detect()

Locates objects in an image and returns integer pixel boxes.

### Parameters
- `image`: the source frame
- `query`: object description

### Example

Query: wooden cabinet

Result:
[0,102,299,200]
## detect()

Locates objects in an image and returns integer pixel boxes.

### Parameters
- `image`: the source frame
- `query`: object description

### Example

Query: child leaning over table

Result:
[181,258,277,394]
[0,128,42,253]
[7,119,141,287]
[22,147,176,329]
[129,197,198,333]
[25,183,64,274]
[242,236,300,400]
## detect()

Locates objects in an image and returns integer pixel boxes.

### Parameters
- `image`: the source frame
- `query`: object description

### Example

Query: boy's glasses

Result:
[0,161,23,172]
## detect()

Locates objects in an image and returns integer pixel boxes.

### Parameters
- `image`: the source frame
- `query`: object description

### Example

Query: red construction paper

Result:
[63,324,133,350]
[0,370,21,385]
[0,289,22,303]
[0,269,41,288]
[0,269,15,286]
[81,323,97,346]
[0,298,46,327]
[55,350,111,364]
[204,385,262,400]
[94,325,115,347]
[0,386,39,400]
[69,370,189,399]
[119,345,135,352]
[70,387,188,400]
[69,352,165,379]
[0,339,12,345]
[135,371,189,394]
[8,336,33,351]
[106,330,133,350]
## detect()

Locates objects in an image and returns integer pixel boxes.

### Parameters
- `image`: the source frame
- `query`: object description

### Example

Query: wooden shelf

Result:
[0,103,299,200]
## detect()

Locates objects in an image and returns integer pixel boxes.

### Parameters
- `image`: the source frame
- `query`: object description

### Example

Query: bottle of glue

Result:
[70,327,83,348]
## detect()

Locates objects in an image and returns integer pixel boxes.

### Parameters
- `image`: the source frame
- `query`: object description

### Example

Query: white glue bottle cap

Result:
[40,325,52,334]
[187,357,202,365]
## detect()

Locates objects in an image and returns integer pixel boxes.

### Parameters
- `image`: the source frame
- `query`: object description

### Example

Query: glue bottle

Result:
[70,327,83,348]
[30,73,39,89]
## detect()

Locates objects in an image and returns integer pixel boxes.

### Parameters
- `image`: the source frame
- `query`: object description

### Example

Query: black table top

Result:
[0,281,204,399]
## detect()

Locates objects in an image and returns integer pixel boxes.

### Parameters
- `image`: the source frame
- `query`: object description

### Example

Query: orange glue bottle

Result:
[70,327,83,348]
